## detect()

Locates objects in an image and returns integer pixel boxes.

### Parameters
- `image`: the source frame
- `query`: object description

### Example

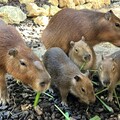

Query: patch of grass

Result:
[33,91,71,120]
[34,92,41,108]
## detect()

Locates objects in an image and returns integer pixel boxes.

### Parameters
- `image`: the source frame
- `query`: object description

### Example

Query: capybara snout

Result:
[83,53,91,61]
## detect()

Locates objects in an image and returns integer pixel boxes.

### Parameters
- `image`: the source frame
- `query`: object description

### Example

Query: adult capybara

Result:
[43,47,95,105]
[98,50,120,101]
[0,20,51,104]
[42,8,120,53]
[69,36,96,70]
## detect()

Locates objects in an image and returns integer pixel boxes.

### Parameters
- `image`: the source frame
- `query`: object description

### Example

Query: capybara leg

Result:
[0,73,9,104]
[59,88,68,106]
[107,81,116,102]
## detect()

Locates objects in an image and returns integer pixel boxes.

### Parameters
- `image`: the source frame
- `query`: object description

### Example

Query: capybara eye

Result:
[115,23,120,28]
[81,87,85,93]
[40,81,46,87]
[75,49,78,53]
[20,60,27,66]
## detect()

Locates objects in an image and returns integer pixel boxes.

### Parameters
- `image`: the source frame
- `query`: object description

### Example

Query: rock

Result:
[33,16,49,26]
[73,0,80,5]
[26,3,46,17]
[79,0,86,4]
[58,0,68,8]
[42,5,50,16]
[19,0,34,4]
[99,7,120,18]
[49,0,58,6]
[86,0,110,9]
[0,0,8,3]
[75,3,93,10]
[49,5,61,16]
[0,6,26,24]
[66,0,75,8]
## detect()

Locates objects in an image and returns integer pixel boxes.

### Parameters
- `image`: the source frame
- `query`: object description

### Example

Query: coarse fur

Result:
[42,8,120,53]
[0,20,51,104]
[43,47,95,105]
[69,36,96,70]
[98,50,120,101]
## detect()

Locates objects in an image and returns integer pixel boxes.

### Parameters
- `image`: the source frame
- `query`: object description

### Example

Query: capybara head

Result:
[6,48,51,92]
[99,10,120,46]
[70,72,96,104]
[98,56,119,87]
[69,36,94,70]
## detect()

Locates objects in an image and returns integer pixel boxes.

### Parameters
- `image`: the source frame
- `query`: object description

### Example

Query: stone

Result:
[49,5,61,16]
[19,0,34,4]
[26,3,46,17]
[48,0,58,6]
[58,0,68,8]
[66,0,75,8]
[0,6,26,24]
[0,0,8,3]
[33,16,49,26]
[75,3,92,10]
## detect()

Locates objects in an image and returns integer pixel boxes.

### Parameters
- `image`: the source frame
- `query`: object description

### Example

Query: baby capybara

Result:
[69,36,96,70]
[42,8,120,53]
[0,20,51,104]
[98,50,120,101]
[43,47,95,105]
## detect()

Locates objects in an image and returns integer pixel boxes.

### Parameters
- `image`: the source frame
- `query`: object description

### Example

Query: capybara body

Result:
[0,20,51,104]
[98,50,120,101]
[43,47,95,105]
[69,36,96,70]
[42,8,120,53]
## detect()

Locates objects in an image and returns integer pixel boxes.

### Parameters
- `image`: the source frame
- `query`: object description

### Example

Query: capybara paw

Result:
[61,101,68,107]
[107,95,113,102]
[0,89,9,105]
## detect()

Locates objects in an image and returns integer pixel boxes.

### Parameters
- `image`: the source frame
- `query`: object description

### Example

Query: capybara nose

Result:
[83,54,91,61]
[103,79,110,86]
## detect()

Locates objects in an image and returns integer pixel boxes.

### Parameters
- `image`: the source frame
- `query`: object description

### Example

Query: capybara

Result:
[98,50,120,101]
[42,8,120,53]
[0,20,51,104]
[43,47,95,105]
[69,36,96,70]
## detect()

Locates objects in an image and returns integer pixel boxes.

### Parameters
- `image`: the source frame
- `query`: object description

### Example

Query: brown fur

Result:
[0,20,51,104]
[42,8,120,53]
[69,36,96,70]
[98,50,120,101]
[43,47,95,105]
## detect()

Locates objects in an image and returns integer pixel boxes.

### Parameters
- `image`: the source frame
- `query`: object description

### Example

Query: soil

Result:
[0,0,120,120]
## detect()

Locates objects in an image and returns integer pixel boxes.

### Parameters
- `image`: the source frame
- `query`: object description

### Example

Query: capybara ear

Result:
[8,48,18,57]
[74,75,81,82]
[70,41,75,48]
[105,10,113,21]
[81,36,85,41]
[34,61,44,70]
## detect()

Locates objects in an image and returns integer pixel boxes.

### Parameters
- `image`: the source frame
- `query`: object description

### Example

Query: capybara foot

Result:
[0,88,9,105]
